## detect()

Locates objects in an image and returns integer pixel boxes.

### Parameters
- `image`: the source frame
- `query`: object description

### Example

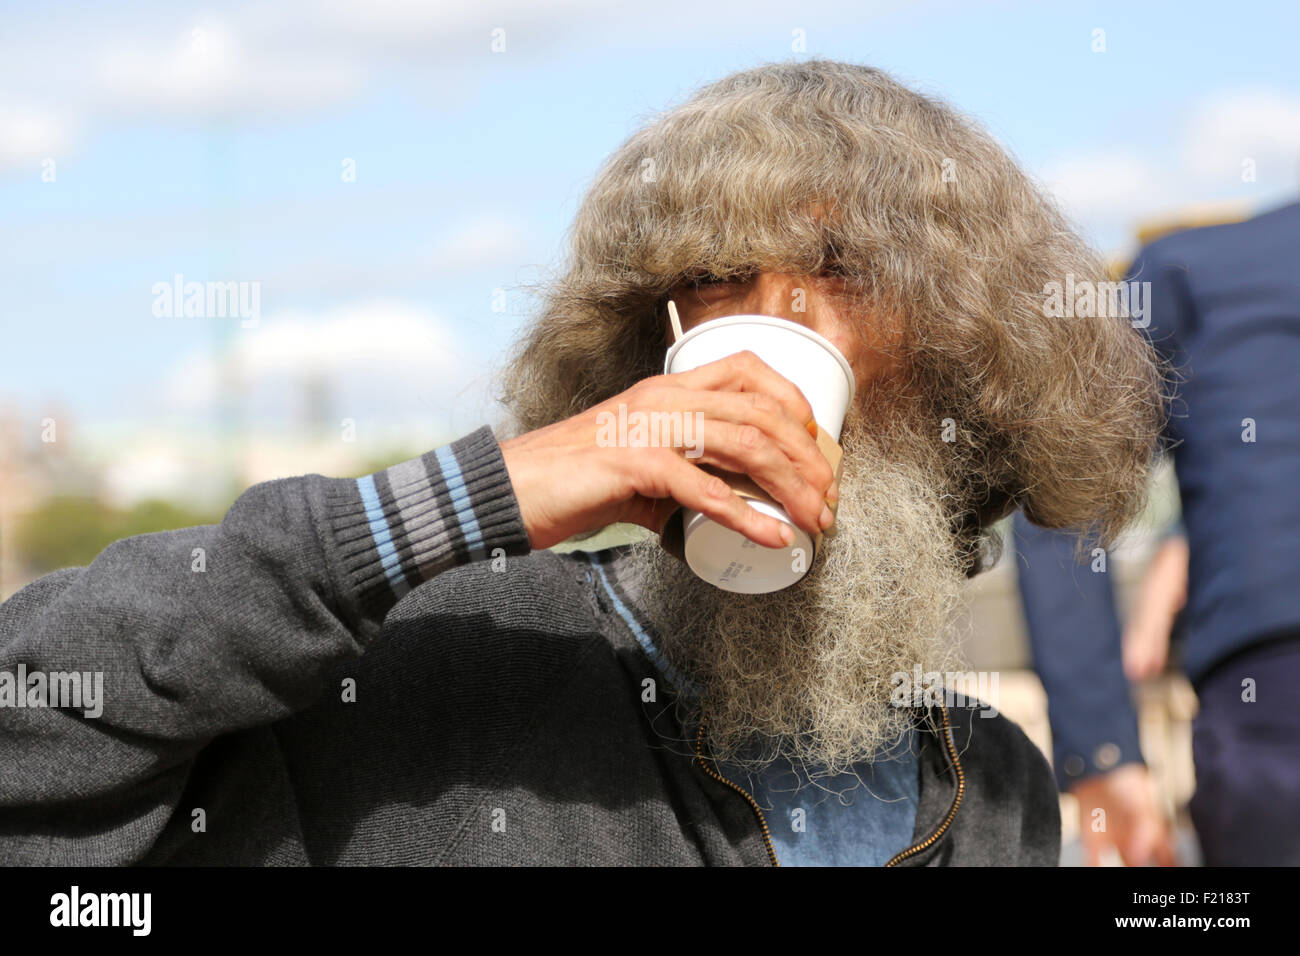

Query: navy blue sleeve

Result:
[1124,242,1193,447]
[1012,511,1145,791]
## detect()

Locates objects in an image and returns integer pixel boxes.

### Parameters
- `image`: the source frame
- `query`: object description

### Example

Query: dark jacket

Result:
[0,426,1059,865]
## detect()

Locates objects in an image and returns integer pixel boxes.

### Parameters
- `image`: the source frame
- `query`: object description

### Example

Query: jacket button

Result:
[1093,742,1121,771]
[1063,755,1085,777]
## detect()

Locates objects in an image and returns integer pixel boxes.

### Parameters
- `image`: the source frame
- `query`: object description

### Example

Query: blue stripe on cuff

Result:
[356,473,411,598]
[435,444,486,561]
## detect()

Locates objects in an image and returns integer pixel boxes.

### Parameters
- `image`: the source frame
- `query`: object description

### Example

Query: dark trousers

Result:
[1188,632,1300,866]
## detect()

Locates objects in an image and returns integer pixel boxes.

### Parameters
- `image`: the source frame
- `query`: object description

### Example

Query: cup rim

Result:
[663,313,856,405]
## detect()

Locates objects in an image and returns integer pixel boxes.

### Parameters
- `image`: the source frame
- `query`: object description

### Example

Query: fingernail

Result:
[779,524,795,546]
[819,504,834,530]
[826,480,839,505]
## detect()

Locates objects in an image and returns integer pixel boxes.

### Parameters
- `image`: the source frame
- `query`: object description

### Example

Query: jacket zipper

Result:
[695,706,965,868]
[694,720,781,866]
[884,706,965,867]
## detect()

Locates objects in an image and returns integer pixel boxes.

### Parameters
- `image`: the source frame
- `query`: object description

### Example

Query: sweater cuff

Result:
[322,425,532,620]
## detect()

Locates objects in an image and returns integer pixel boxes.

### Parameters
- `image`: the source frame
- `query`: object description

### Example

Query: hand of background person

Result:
[1070,763,1178,866]
[1122,534,1189,681]
[499,351,837,552]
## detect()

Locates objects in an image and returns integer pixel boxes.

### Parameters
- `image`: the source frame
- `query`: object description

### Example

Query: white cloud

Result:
[1182,88,1300,187]
[0,101,72,170]
[162,300,486,428]
[1036,87,1300,251]
[89,299,496,506]
[423,214,531,272]
[0,0,619,178]
[98,444,191,509]
[95,21,364,117]
[1039,149,1167,221]
[0,0,611,140]
[252,0,607,54]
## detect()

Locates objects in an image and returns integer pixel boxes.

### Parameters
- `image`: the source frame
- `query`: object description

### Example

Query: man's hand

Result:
[499,351,837,552]
[1070,763,1178,866]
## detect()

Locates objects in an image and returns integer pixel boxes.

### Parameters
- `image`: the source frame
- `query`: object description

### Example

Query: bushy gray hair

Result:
[498,58,1167,574]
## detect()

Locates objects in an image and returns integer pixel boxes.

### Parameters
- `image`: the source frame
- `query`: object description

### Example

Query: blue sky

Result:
[2,0,1298,473]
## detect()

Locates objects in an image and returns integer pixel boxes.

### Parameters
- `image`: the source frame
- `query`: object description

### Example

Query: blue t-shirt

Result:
[714,730,920,866]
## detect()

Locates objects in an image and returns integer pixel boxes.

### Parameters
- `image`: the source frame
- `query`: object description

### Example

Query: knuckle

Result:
[735,423,765,451]
[702,472,731,499]
[812,457,835,488]
[748,391,777,416]
[743,502,770,531]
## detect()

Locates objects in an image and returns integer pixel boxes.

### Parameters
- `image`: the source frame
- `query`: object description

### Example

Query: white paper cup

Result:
[663,314,855,593]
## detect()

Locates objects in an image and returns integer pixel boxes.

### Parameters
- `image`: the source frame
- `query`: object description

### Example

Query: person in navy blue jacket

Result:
[1018,199,1300,866]
[1014,510,1179,866]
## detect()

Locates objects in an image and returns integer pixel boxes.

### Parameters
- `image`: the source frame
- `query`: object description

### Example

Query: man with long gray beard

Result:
[620,406,966,776]
[603,402,972,866]
[0,59,1164,866]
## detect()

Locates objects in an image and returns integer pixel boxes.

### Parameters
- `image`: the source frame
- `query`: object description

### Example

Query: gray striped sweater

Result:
[0,426,1059,865]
